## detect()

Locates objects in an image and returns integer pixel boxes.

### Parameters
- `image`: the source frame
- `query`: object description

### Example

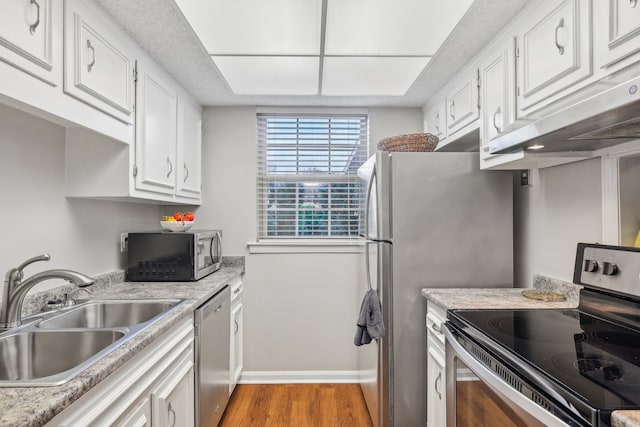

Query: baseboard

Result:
[238,370,362,384]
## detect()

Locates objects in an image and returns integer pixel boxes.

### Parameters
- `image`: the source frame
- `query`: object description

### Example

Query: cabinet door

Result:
[135,63,178,195]
[445,71,479,137]
[64,0,135,123]
[0,0,59,85]
[424,101,447,145]
[479,37,516,160]
[152,356,195,427]
[114,397,151,427]
[176,97,202,199]
[230,299,244,395]
[427,343,446,427]
[598,0,640,69]
[516,0,592,115]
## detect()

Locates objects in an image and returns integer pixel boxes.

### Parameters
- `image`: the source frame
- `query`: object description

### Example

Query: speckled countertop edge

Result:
[0,258,244,427]
[421,274,581,310]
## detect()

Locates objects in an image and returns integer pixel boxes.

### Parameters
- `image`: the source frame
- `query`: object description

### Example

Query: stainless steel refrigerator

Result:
[356,151,513,427]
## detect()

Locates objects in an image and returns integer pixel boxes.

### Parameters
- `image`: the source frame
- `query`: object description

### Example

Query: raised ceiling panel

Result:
[324,0,474,56]
[212,56,319,95]
[322,57,430,96]
[175,0,322,55]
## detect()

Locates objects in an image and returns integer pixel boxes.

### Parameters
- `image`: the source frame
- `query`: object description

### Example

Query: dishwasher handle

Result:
[198,286,230,319]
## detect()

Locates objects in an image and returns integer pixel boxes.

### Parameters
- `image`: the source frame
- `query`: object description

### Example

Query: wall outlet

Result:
[519,169,531,186]
[120,233,128,252]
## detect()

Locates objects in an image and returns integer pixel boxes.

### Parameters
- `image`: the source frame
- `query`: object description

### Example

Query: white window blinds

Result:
[256,113,368,239]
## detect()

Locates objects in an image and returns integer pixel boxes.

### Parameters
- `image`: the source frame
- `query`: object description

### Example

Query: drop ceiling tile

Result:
[324,0,474,56]
[212,56,319,95]
[322,57,430,96]
[176,0,322,55]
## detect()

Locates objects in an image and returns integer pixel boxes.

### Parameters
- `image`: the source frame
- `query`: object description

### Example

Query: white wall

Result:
[514,157,602,286]
[198,106,423,378]
[0,104,162,293]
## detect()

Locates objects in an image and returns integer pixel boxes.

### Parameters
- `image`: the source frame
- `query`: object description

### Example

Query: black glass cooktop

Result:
[449,308,640,411]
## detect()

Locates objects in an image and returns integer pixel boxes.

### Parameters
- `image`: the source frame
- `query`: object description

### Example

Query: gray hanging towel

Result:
[354,288,386,346]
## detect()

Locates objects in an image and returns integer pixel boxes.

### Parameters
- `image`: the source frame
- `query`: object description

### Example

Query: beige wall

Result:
[513,157,603,286]
[0,104,162,292]
[198,106,423,377]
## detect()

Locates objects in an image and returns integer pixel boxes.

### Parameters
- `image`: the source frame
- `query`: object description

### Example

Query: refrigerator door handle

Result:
[364,161,377,240]
[365,241,376,290]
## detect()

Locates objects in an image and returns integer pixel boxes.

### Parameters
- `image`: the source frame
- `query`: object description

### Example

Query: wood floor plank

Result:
[219,384,373,427]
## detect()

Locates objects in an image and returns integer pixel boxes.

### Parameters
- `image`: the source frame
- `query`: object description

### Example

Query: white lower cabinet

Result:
[229,277,244,395]
[426,302,447,427]
[48,317,195,426]
[115,397,152,427]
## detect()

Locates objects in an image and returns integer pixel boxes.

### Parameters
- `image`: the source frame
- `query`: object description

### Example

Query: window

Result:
[256,112,368,239]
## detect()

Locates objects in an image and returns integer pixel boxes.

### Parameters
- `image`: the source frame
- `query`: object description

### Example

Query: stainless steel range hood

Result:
[489,76,640,154]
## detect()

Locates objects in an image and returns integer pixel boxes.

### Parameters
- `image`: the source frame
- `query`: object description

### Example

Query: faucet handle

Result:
[7,254,51,283]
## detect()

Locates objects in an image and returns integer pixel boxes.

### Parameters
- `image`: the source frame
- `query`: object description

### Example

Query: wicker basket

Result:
[376,133,439,152]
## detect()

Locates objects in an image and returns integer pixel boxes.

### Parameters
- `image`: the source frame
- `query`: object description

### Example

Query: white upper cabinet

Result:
[135,61,178,196]
[0,0,60,85]
[424,101,447,146]
[479,37,516,164]
[176,97,202,199]
[445,70,479,137]
[64,0,136,124]
[516,0,592,116]
[596,0,640,70]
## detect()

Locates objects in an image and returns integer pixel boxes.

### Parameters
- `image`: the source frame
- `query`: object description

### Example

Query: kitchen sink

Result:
[0,298,186,386]
[0,329,126,385]
[36,299,183,329]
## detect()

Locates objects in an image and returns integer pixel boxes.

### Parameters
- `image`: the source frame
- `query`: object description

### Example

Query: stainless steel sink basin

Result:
[0,298,185,386]
[0,329,125,385]
[37,299,182,329]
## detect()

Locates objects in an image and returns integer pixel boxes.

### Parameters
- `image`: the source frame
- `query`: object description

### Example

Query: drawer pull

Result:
[492,106,502,133]
[87,39,96,72]
[554,18,566,56]
[430,322,442,334]
[29,0,40,35]
[168,402,176,427]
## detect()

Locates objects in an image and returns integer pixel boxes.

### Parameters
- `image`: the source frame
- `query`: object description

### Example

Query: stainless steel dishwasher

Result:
[195,285,230,427]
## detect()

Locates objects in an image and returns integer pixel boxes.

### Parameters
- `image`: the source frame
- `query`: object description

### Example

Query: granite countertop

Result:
[422,274,638,427]
[0,259,244,427]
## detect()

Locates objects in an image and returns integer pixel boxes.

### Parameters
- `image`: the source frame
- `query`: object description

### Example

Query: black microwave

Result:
[126,230,222,281]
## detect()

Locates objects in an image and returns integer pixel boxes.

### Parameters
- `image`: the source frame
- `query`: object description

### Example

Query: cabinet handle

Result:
[234,320,239,334]
[29,0,40,35]
[434,112,440,133]
[183,164,189,182]
[449,100,456,121]
[166,157,173,178]
[234,288,241,294]
[430,322,442,334]
[87,39,96,72]
[492,106,502,133]
[435,372,442,400]
[213,304,223,313]
[631,0,638,7]
[554,18,565,55]
[168,402,176,427]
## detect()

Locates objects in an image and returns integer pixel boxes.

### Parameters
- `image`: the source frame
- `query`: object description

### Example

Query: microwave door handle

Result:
[213,231,221,263]
[364,162,377,240]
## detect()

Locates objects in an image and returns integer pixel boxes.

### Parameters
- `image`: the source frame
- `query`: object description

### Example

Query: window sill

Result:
[247,240,364,254]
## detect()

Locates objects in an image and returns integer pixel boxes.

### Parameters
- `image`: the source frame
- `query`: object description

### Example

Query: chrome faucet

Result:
[1,254,94,329]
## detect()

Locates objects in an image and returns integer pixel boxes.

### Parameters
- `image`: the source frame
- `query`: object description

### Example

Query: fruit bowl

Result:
[160,221,194,232]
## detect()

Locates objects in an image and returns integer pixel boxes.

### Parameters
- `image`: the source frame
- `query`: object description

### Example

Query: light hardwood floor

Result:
[219,384,374,427]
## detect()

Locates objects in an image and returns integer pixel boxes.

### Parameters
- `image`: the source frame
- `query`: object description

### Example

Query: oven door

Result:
[443,324,573,427]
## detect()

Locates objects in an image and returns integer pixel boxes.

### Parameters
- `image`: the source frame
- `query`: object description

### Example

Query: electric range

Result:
[445,243,640,426]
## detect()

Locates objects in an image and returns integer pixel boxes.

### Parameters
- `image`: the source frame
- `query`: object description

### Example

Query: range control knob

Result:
[584,259,599,273]
[602,262,619,276]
